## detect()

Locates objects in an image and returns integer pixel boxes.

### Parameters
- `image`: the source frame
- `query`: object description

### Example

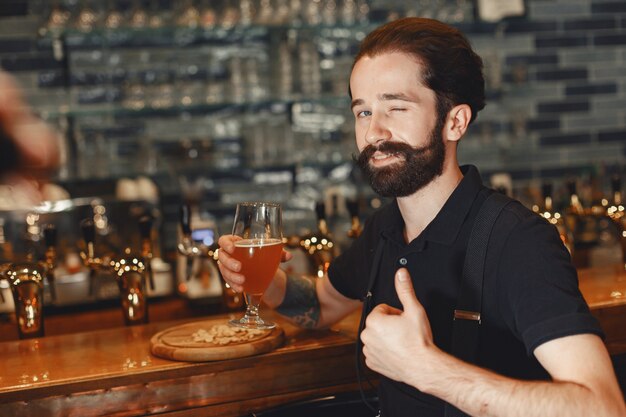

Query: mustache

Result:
[353,141,432,166]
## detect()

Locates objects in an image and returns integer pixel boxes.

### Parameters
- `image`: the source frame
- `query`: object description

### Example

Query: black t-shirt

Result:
[328,165,603,417]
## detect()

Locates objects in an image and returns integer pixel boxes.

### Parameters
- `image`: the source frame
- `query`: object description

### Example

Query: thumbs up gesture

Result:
[360,268,440,387]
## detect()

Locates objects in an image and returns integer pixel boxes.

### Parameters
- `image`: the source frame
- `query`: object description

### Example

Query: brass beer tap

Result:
[0,223,58,339]
[299,202,337,278]
[139,215,156,291]
[43,224,58,302]
[176,204,241,309]
[604,175,626,270]
[346,198,363,240]
[2,263,46,339]
[533,182,573,255]
[80,217,153,325]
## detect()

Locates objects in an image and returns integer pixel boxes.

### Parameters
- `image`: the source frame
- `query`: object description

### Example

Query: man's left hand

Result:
[360,268,439,388]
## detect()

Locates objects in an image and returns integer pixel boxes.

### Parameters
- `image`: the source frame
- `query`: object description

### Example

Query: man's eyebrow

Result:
[380,93,416,102]
[350,98,364,110]
[351,93,417,110]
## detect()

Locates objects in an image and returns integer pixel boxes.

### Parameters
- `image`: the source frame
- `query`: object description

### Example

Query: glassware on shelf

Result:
[244,54,270,102]
[239,0,256,26]
[229,56,246,104]
[128,0,149,29]
[200,0,218,28]
[341,0,358,26]
[276,38,295,100]
[74,0,100,32]
[220,0,241,29]
[104,0,125,29]
[176,0,201,28]
[256,0,273,25]
[206,53,228,104]
[123,73,147,110]
[228,202,283,330]
[176,60,206,107]
[322,0,338,26]
[147,0,166,28]
[287,0,303,26]
[274,0,291,25]
[356,0,370,24]
[303,0,322,26]
[298,39,322,97]
[40,0,71,36]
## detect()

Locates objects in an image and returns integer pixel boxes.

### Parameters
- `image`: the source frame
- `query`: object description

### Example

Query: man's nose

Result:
[365,114,392,145]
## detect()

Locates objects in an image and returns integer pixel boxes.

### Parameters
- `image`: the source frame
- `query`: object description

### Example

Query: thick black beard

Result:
[354,127,446,198]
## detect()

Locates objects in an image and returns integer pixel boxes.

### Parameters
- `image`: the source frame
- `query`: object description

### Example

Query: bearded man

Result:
[218,18,625,417]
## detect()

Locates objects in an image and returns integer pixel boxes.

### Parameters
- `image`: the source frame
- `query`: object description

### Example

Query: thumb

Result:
[395,268,420,314]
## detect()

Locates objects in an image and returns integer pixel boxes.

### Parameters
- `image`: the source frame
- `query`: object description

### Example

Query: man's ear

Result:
[444,104,472,143]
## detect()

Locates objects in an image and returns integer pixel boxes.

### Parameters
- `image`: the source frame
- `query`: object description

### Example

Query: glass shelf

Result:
[39,22,379,50]
[39,95,351,119]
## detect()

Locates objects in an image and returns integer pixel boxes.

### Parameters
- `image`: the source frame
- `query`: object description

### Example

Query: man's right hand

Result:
[217,234,245,292]
[217,234,292,293]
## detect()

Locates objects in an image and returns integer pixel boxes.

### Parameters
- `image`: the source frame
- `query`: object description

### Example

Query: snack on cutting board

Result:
[191,324,267,345]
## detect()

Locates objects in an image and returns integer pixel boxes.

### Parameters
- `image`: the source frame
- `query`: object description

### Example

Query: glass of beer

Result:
[229,202,283,330]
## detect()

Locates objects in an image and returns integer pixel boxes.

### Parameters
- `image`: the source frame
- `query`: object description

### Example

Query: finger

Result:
[217,264,245,291]
[369,303,402,316]
[217,246,241,272]
[217,235,234,253]
[225,281,244,293]
[394,268,421,315]
[281,249,292,263]
[217,250,239,272]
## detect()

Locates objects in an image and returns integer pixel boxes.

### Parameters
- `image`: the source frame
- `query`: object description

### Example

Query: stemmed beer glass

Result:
[229,202,283,330]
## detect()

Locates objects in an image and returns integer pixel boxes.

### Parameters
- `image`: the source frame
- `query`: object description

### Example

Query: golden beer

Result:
[233,238,283,295]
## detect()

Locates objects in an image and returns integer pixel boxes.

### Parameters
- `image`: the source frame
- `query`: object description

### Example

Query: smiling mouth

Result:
[371,152,403,162]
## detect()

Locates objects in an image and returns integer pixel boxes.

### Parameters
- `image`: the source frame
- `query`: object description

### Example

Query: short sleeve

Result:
[327,212,382,301]
[495,211,604,355]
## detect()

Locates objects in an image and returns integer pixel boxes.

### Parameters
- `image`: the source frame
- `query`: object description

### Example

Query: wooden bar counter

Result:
[0,310,366,417]
[1,265,625,416]
[579,264,626,355]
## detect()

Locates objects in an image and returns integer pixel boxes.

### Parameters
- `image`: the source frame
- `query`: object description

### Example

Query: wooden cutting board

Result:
[150,317,285,362]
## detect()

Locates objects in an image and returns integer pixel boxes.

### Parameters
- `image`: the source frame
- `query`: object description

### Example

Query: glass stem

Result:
[243,293,263,322]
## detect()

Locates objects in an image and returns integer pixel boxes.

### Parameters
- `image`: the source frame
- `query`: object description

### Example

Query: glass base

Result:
[229,316,276,330]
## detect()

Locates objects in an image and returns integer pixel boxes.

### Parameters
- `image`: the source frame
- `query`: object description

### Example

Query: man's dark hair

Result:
[353,17,485,125]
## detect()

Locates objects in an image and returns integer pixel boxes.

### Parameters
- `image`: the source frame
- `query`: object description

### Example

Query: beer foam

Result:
[234,238,283,247]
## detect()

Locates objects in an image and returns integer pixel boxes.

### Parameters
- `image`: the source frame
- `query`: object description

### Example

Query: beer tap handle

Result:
[138,215,155,291]
[80,218,96,253]
[566,179,577,197]
[611,175,622,194]
[315,201,326,221]
[179,204,195,281]
[541,182,553,201]
[611,174,622,207]
[180,204,192,237]
[346,198,362,239]
[80,218,97,296]
[43,224,58,302]
[346,198,359,218]
[139,215,153,243]
[44,223,57,248]
[0,272,5,304]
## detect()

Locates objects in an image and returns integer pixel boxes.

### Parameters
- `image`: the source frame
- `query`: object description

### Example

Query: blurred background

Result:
[0,0,624,317]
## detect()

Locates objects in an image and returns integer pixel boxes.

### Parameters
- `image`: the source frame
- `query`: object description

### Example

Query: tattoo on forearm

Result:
[276,274,320,329]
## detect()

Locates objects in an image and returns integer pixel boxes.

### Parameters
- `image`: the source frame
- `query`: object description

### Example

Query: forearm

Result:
[420,350,624,417]
[264,271,359,329]
[261,268,288,309]
[268,271,321,329]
